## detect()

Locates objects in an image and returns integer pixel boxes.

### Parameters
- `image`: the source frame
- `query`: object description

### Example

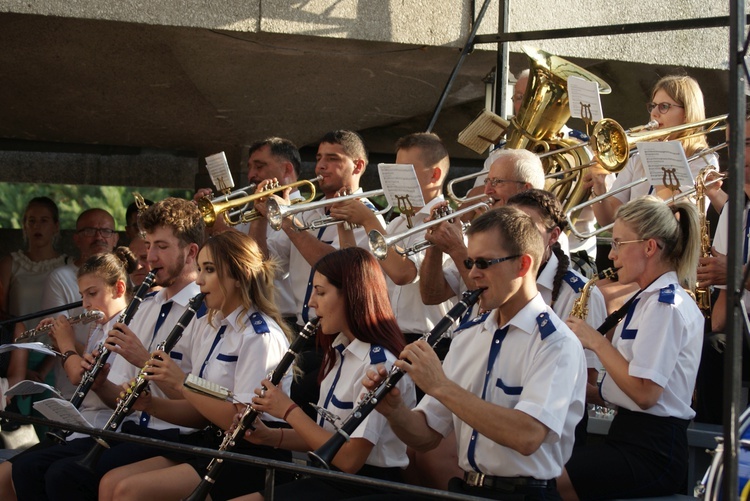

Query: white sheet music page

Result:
[567,76,604,122]
[33,398,94,428]
[636,141,693,190]
[0,342,58,357]
[6,380,62,398]
[378,164,425,209]
[205,152,234,193]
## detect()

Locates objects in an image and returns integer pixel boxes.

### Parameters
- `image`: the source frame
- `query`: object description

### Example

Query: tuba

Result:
[507,47,612,223]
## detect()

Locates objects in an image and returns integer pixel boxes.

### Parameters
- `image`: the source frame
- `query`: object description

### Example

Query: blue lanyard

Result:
[318,344,345,426]
[199,325,227,378]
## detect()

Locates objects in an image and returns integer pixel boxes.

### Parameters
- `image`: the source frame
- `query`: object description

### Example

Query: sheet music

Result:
[33,398,94,428]
[636,141,694,189]
[378,164,425,208]
[6,380,62,398]
[0,342,58,356]
[457,109,508,154]
[205,152,234,193]
[567,76,604,122]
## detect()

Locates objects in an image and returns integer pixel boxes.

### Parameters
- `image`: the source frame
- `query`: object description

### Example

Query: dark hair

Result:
[467,206,544,275]
[78,246,138,299]
[319,130,368,165]
[24,197,59,223]
[138,197,206,248]
[507,189,569,302]
[126,199,153,223]
[312,247,404,382]
[395,132,449,169]
[200,231,292,341]
[248,137,302,178]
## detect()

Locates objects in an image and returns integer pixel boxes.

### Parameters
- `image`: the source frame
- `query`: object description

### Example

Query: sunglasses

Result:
[464,255,521,270]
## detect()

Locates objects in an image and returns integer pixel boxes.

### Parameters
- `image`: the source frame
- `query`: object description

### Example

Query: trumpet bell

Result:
[368,230,389,260]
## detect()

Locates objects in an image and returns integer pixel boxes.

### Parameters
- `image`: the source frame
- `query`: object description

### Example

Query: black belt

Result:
[463,471,554,491]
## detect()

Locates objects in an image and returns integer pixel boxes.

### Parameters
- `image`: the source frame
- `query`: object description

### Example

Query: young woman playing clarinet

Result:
[558,196,703,500]
[230,247,416,501]
[99,231,292,501]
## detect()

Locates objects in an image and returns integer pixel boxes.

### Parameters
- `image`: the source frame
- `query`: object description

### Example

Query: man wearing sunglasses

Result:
[40,208,119,399]
[365,206,586,500]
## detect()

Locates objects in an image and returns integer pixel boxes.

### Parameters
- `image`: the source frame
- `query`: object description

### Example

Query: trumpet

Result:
[267,189,389,231]
[15,310,104,343]
[368,195,492,260]
[197,177,320,227]
[564,142,728,240]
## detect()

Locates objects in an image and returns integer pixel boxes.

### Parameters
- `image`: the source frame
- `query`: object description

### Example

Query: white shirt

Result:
[384,196,457,334]
[600,271,702,419]
[612,151,718,204]
[190,306,290,420]
[417,294,586,479]
[713,200,750,307]
[107,282,203,433]
[266,189,385,326]
[537,252,607,369]
[41,262,91,399]
[318,333,416,469]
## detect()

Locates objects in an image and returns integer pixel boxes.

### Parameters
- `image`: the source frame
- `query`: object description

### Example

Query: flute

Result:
[15,310,104,343]
[76,292,206,470]
[308,287,485,470]
[183,318,319,501]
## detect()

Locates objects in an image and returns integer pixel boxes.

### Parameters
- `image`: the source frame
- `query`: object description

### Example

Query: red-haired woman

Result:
[233,247,416,501]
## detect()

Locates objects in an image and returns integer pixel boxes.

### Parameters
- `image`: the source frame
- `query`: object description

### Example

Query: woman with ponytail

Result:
[559,196,703,500]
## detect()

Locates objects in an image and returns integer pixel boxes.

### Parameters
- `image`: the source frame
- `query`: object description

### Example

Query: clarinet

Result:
[47,268,158,444]
[183,318,319,501]
[76,292,205,470]
[308,287,485,470]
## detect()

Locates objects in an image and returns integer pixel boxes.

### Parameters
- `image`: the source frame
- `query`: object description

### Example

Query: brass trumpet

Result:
[267,189,389,231]
[197,177,320,227]
[15,310,104,343]
[368,196,492,260]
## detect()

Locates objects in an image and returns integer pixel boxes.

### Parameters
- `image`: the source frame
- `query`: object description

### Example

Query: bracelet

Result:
[61,350,78,367]
[275,428,284,449]
[283,403,299,421]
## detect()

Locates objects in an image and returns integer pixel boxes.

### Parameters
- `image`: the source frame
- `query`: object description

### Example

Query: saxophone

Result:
[694,167,713,318]
[570,267,617,320]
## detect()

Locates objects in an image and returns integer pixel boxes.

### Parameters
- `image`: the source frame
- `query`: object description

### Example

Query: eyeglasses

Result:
[77,227,116,238]
[464,255,521,270]
[646,102,684,114]
[483,177,525,188]
[610,238,645,251]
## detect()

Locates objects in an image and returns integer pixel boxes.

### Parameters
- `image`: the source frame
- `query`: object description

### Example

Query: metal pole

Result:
[723,0,746,498]
[494,0,510,119]
[426,0,495,133]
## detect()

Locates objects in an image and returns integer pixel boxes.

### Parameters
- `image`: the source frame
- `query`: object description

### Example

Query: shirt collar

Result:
[643,271,680,293]
[331,332,369,361]
[536,251,558,291]
[485,293,548,336]
[154,281,201,307]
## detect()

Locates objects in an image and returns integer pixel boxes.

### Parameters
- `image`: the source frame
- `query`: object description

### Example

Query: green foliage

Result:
[0,183,192,229]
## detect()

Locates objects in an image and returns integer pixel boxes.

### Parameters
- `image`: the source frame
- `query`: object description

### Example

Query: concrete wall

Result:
[0,0,742,69]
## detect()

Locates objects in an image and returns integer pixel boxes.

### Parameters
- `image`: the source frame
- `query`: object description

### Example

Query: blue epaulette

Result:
[658,284,676,305]
[562,271,585,293]
[362,199,376,211]
[195,303,208,319]
[249,312,270,334]
[456,311,490,333]
[369,345,387,364]
[144,290,159,299]
[536,311,557,340]
[568,129,590,142]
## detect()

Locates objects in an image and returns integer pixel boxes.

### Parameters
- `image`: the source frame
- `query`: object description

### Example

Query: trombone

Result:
[368,196,492,260]
[197,177,320,227]
[446,170,488,205]
[266,189,389,231]
[564,142,728,240]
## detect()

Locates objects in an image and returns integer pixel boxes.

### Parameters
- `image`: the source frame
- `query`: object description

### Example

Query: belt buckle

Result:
[465,471,486,487]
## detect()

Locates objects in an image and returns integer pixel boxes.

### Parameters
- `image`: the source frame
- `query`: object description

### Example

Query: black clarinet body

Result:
[47,269,159,444]
[183,318,319,501]
[76,292,205,471]
[308,287,485,470]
